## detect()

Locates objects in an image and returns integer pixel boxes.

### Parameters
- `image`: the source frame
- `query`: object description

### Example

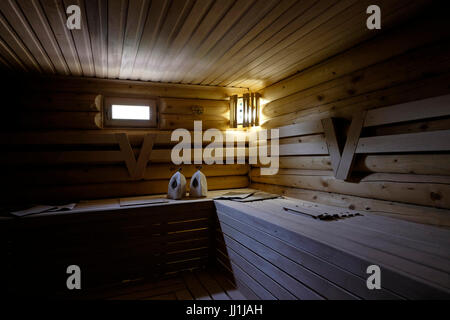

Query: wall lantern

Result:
[229,93,260,128]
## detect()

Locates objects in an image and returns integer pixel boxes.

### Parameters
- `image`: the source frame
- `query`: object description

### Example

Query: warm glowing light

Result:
[112,105,150,120]
[259,98,269,106]
[237,97,244,124]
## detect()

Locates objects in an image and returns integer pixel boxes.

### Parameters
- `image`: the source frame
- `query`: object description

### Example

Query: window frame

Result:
[103,97,158,128]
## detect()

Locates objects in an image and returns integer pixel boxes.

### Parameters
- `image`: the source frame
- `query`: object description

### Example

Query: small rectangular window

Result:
[104,97,157,128]
[112,105,150,120]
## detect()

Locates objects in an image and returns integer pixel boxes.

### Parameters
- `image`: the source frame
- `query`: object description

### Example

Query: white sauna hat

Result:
[167,169,186,200]
[190,168,208,198]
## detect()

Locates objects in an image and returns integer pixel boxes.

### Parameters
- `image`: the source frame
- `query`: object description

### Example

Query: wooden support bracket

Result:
[321,118,341,176]
[116,133,156,179]
[335,111,367,180]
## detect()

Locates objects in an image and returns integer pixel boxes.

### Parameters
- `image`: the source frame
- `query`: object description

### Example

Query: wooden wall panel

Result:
[262,42,450,119]
[3,176,249,203]
[258,1,447,98]
[251,170,450,210]
[1,75,248,203]
[20,75,247,100]
[251,183,450,228]
[252,9,450,227]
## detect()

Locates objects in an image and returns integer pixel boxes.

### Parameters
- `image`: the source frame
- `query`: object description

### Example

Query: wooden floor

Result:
[80,269,246,300]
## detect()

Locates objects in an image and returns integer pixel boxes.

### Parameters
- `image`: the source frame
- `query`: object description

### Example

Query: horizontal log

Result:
[358,173,450,184]
[251,171,450,209]
[255,156,333,170]
[365,117,450,137]
[250,183,450,227]
[159,117,229,130]
[278,141,328,156]
[260,72,450,129]
[159,98,229,115]
[2,150,124,165]
[255,154,450,176]
[354,154,450,175]
[364,94,450,127]
[262,41,450,119]
[8,111,102,130]
[277,156,332,170]
[159,113,228,122]
[19,93,102,112]
[277,120,323,138]
[258,10,450,101]
[21,75,248,100]
[278,134,325,145]
[0,130,249,147]
[5,164,249,185]
[274,169,334,176]
[3,176,249,203]
[356,130,450,153]
[1,147,250,165]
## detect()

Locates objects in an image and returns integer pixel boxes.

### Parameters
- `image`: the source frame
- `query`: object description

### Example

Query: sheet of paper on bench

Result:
[119,196,169,207]
[11,203,77,217]
[235,192,280,202]
[214,191,279,202]
[214,191,255,200]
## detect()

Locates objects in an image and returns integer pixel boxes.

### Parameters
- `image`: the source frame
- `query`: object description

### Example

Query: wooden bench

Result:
[2,189,449,299]
[0,190,236,297]
[215,198,450,300]
[0,189,258,299]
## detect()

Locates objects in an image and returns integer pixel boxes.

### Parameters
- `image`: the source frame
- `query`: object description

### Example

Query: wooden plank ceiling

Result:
[0,0,430,90]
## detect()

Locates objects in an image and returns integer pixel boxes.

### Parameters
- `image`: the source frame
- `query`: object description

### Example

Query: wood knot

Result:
[351,75,363,83]
[430,192,442,201]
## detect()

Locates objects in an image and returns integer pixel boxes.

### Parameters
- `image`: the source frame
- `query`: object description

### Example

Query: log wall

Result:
[1,76,249,204]
[254,9,450,227]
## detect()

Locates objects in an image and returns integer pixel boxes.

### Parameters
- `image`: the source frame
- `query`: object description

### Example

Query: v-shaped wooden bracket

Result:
[322,111,367,181]
[321,118,341,176]
[116,133,156,179]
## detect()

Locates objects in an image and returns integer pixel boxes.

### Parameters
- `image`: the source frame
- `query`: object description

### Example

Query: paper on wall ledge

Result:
[119,197,169,207]
[10,203,77,217]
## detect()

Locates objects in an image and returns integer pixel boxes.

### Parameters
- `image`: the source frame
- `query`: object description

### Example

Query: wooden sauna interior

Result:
[0,0,449,300]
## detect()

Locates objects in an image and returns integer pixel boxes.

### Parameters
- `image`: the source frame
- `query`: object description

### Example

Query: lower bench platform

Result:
[215,198,450,300]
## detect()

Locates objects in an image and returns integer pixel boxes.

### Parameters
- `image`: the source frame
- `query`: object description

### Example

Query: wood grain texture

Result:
[0,0,433,90]
[321,118,341,176]
[335,111,366,180]
[215,200,450,299]
[251,171,450,209]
